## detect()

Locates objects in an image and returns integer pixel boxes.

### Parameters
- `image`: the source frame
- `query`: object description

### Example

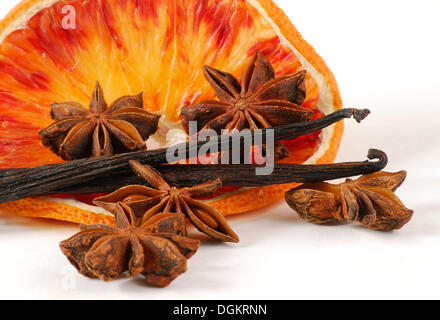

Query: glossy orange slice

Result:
[0,0,342,225]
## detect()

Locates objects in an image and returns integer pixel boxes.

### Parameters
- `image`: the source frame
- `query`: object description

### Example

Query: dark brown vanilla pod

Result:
[0,108,369,203]
[3,149,387,201]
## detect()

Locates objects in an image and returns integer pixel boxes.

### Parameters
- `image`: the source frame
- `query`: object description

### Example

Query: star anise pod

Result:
[181,51,313,160]
[285,171,413,231]
[39,82,160,160]
[60,202,200,287]
[94,160,239,243]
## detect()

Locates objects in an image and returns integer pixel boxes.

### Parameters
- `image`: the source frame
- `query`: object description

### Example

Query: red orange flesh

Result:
[0,0,342,224]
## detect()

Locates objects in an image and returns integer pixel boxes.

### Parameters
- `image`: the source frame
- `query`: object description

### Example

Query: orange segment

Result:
[99,0,178,113]
[0,0,343,224]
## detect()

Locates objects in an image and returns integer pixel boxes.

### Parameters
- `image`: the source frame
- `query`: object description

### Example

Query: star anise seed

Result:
[181,51,313,160]
[39,82,160,160]
[93,160,239,243]
[285,171,413,231]
[60,202,200,287]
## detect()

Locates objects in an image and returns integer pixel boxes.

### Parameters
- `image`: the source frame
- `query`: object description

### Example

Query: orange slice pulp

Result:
[0,0,342,225]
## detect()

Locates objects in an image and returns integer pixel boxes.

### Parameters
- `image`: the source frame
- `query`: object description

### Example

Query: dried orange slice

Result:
[0,0,342,225]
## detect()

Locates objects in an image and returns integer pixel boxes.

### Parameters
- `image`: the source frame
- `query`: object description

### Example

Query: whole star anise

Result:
[93,160,239,243]
[39,82,160,160]
[285,171,414,231]
[60,202,200,287]
[181,51,313,159]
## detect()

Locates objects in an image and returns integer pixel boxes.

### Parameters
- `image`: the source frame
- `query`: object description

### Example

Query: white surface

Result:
[0,0,439,300]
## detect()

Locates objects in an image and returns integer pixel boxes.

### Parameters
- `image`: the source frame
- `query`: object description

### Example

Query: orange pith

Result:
[0,0,343,225]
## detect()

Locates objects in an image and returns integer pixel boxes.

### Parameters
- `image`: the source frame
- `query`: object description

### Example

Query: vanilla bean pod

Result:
[0,108,369,203]
[39,149,387,197]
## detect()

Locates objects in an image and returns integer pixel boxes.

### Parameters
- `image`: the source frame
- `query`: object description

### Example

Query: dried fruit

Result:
[94,161,239,242]
[285,171,413,231]
[0,0,345,219]
[182,51,313,160]
[39,82,160,160]
[60,202,200,287]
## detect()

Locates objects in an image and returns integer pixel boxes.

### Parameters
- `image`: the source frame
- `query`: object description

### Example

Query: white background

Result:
[0,0,439,300]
